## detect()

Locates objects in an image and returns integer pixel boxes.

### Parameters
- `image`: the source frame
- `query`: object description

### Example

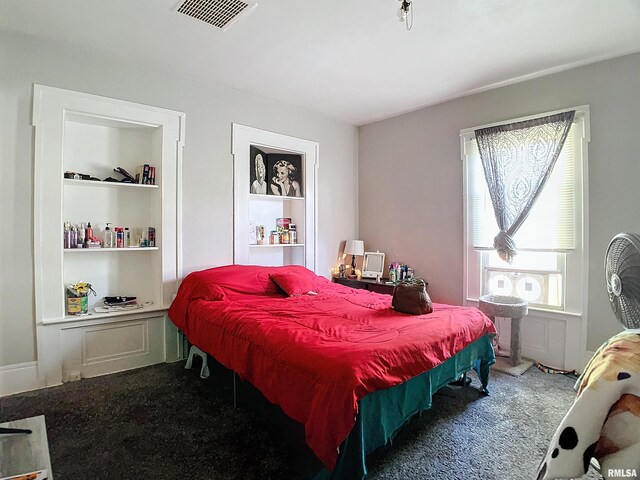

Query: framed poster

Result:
[249,145,268,195]
[267,153,303,197]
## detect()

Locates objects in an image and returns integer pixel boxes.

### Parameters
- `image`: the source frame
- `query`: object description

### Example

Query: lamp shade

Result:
[344,240,364,256]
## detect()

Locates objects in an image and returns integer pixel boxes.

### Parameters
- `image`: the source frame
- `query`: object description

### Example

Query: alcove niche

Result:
[33,85,185,386]
[232,124,318,271]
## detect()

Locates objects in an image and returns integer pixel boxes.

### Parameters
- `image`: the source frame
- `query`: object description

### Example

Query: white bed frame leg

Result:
[185,345,210,379]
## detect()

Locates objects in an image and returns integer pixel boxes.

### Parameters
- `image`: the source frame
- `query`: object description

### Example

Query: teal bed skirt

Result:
[312,334,496,480]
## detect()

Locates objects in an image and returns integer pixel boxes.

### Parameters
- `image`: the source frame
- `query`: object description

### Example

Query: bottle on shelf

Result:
[77,222,85,248]
[69,224,77,248]
[104,223,114,248]
[85,222,93,247]
[289,224,297,244]
[63,222,71,249]
[124,227,130,248]
[116,227,124,248]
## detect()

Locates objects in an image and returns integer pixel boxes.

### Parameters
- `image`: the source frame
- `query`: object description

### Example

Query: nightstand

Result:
[333,277,426,295]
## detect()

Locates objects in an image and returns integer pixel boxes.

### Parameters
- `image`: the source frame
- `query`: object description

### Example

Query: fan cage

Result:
[605,232,640,329]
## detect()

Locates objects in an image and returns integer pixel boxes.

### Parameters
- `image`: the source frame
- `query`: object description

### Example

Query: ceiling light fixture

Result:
[397,0,413,31]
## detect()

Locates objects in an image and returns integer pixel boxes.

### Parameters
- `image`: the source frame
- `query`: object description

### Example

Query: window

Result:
[462,107,589,312]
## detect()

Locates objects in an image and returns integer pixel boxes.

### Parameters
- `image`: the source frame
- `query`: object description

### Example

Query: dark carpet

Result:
[0,360,601,480]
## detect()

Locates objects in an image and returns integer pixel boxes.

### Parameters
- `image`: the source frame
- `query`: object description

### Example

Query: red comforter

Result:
[169,265,496,470]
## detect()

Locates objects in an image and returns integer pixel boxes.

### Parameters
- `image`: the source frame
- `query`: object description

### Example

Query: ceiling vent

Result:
[177,0,256,31]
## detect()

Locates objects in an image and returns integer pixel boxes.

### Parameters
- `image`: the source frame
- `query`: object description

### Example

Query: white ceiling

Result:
[2,0,640,125]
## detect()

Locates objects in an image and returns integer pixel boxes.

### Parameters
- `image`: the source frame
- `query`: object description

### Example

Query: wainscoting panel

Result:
[522,317,548,352]
[485,309,571,370]
[522,315,566,369]
[59,313,165,383]
[83,321,148,365]
[466,293,587,371]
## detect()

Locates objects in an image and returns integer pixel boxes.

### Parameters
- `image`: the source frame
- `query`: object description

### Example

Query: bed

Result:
[168,264,497,479]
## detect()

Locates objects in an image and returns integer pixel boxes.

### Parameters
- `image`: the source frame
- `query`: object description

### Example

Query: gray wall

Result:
[0,30,358,367]
[359,53,640,351]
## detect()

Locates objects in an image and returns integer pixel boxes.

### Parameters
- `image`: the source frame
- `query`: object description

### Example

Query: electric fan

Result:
[604,232,640,329]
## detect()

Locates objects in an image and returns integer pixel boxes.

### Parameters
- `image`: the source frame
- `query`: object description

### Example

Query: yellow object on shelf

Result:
[66,281,95,315]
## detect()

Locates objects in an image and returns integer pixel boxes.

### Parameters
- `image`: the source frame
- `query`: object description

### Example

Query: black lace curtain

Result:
[475,110,575,263]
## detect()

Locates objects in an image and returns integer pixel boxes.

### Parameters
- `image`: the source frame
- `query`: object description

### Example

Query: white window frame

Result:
[461,105,590,320]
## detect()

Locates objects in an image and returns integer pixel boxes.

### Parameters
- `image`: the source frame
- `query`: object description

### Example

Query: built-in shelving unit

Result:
[33,85,185,386]
[232,124,318,270]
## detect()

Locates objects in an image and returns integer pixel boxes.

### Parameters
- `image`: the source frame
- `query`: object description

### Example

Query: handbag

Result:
[392,278,433,315]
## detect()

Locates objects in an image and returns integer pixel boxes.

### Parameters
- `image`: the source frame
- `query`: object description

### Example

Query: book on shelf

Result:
[142,164,150,184]
[133,164,156,185]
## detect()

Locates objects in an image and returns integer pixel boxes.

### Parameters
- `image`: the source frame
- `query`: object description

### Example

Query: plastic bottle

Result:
[63,222,71,249]
[389,266,396,283]
[116,228,124,248]
[77,222,85,248]
[124,227,130,248]
[104,223,114,248]
[70,224,77,248]
[85,222,93,245]
[289,224,297,244]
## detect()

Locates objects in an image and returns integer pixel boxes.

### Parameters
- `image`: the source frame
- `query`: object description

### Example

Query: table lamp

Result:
[344,240,364,279]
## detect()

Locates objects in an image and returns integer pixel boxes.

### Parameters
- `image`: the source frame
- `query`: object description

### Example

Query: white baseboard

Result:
[0,361,42,397]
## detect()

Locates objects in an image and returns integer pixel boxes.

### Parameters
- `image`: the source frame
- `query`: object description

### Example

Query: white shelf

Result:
[33,85,184,385]
[249,193,304,201]
[250,243,304,248]
[64,247,158,252]
[64,178,158,189]
[43,304,169,325]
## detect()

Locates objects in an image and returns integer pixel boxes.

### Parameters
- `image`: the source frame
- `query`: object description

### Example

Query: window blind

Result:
[468,120,578,251]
